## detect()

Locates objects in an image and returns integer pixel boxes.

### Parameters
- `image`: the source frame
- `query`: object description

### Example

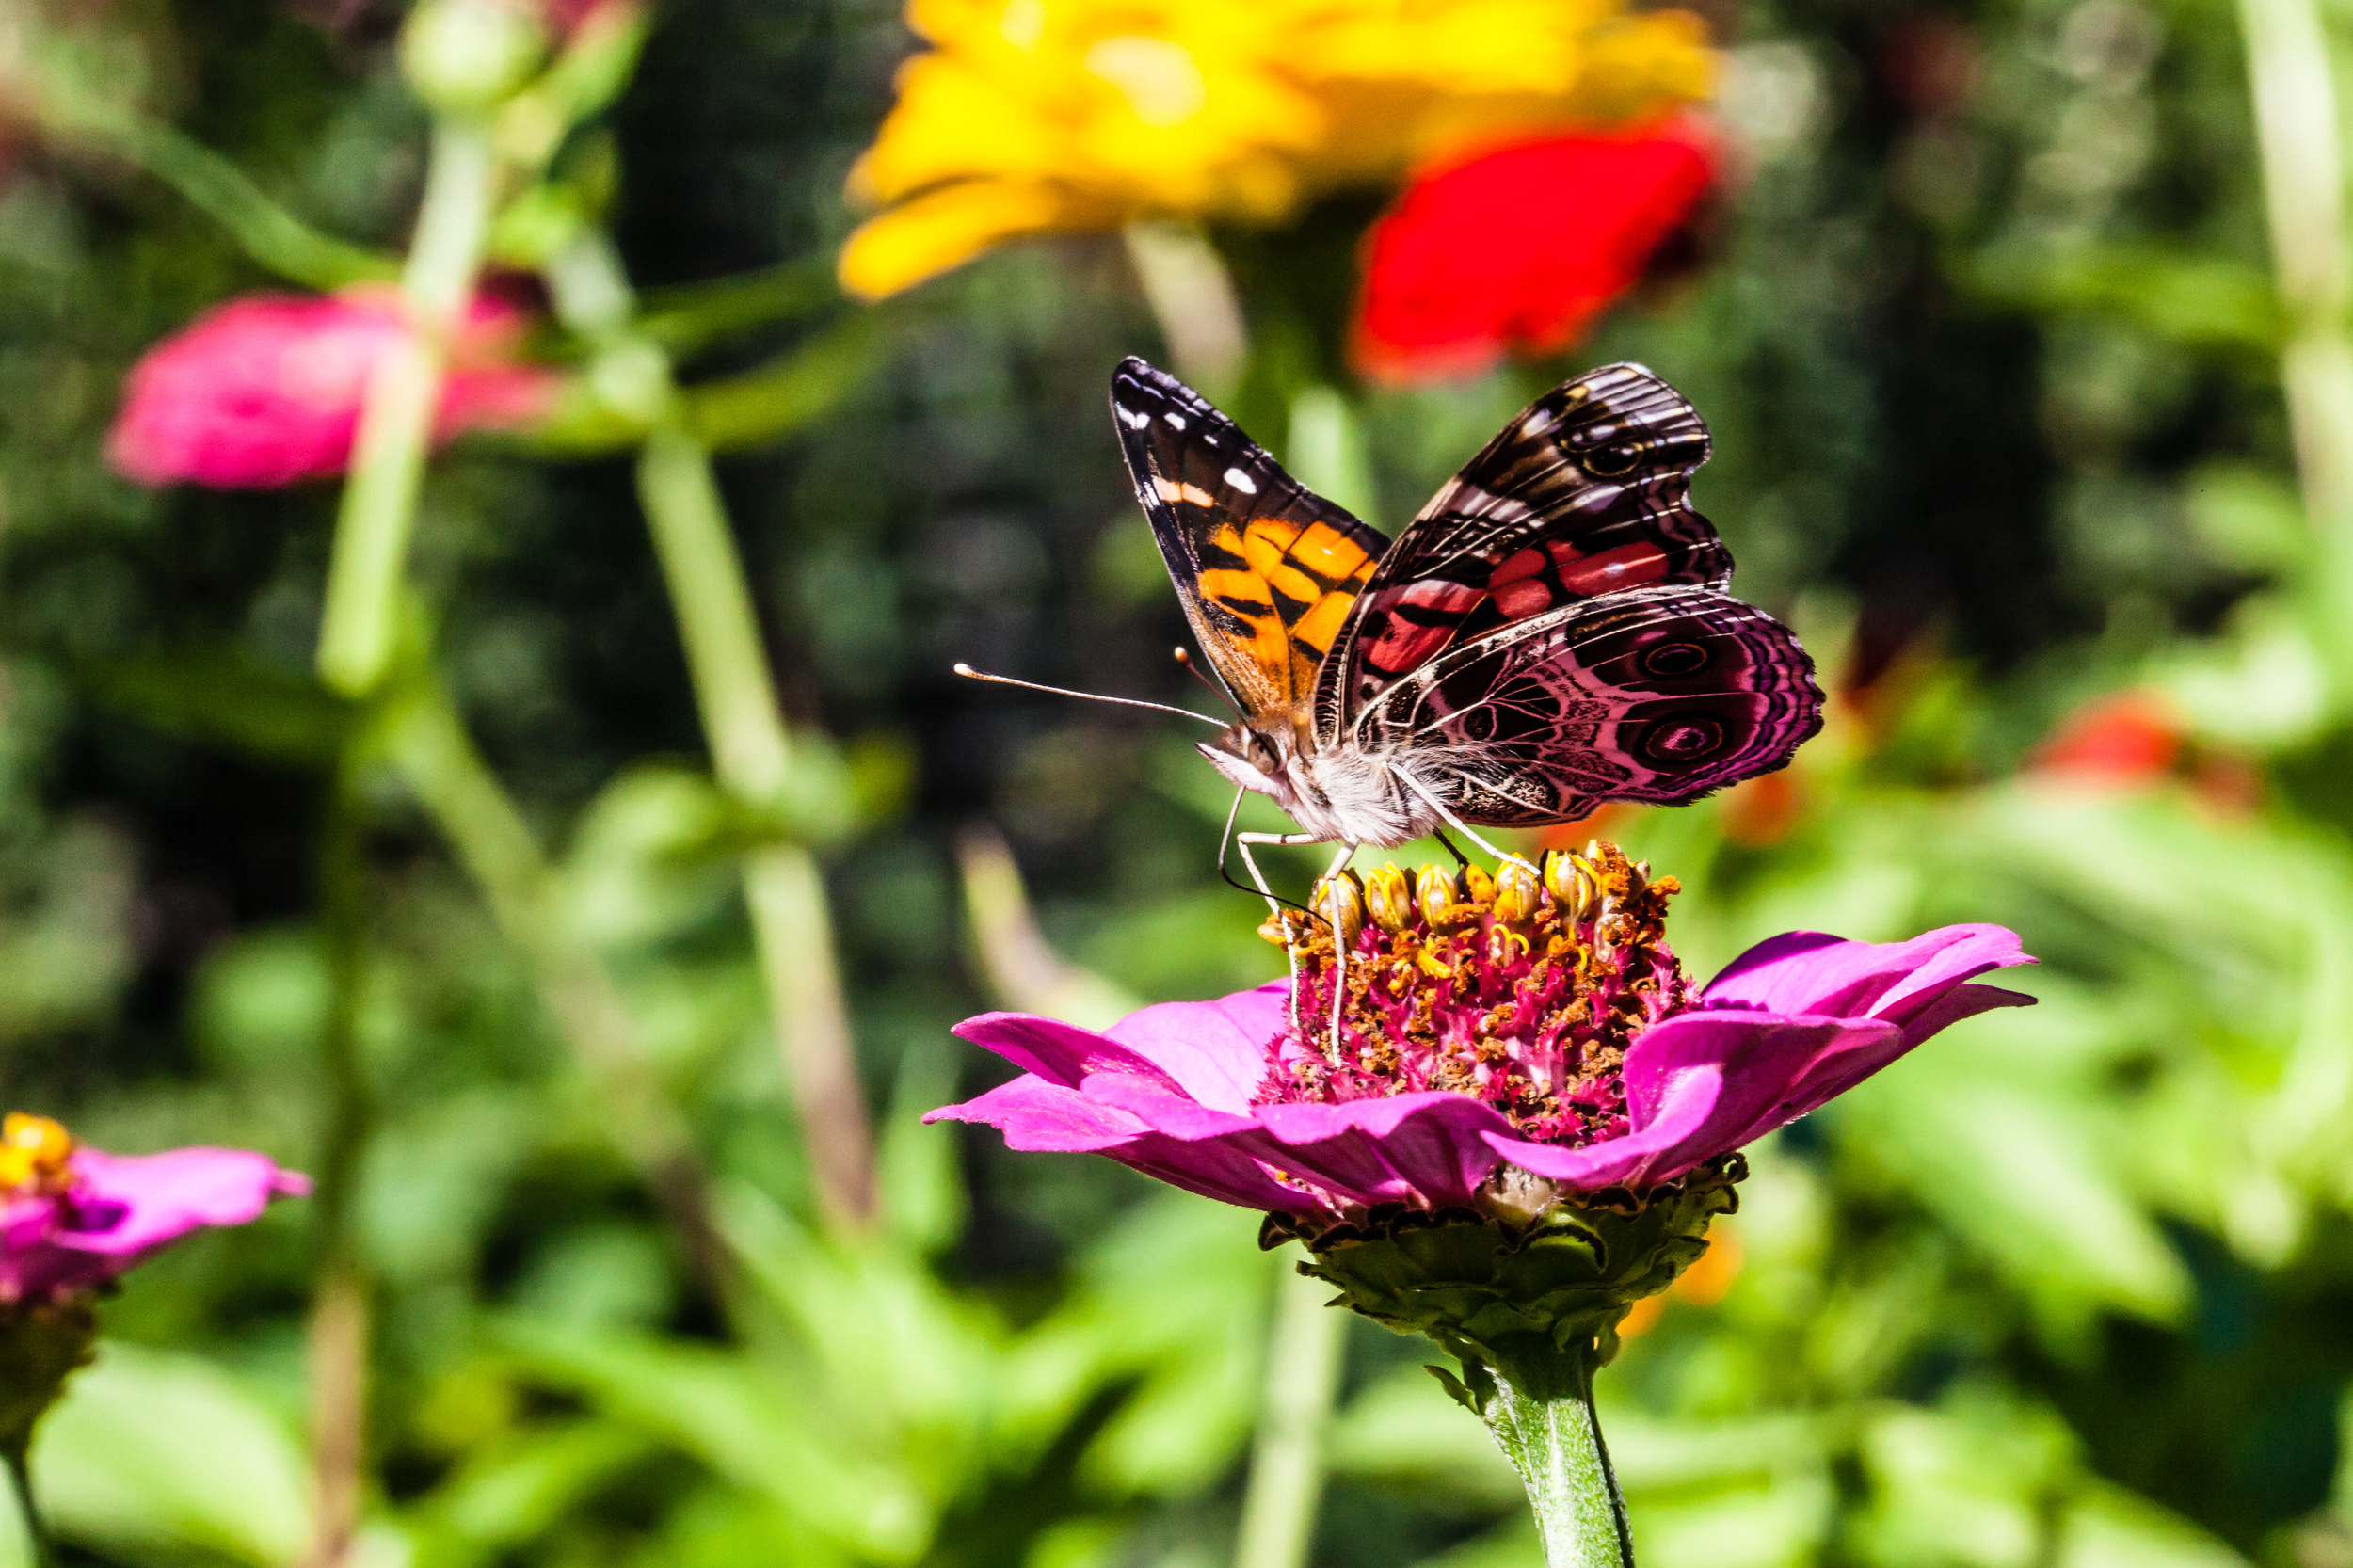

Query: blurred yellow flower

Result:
[840,0,1717,298]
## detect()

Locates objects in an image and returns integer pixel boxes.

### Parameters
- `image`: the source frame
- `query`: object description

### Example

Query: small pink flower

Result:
[0,1114,307,1304]
[930,847,2033,1218]
[106,289,556,489]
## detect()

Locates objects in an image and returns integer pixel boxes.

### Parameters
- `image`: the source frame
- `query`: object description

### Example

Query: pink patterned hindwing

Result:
[1357,584,1824,827]
[1317,363,1728,744]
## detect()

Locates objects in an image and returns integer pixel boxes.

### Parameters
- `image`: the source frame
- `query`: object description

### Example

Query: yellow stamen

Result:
[1364,864,1414,932]
[1313,870,1366,950]
[1542,849,1601,920]
[0,1112,75,1196]
[1494,858,1542,924]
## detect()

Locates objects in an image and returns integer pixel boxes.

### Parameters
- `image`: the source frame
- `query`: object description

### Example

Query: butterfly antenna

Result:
[1172,647,1244,722]
[952,664,1225,726]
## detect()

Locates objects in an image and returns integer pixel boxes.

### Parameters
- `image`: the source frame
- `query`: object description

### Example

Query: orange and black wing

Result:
[1111,358,1388,730]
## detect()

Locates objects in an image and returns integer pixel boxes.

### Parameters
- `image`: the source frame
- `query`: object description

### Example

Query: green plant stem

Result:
[2240,0,2353,535]
[4,1443,48,1568]
[300,1272,367,1568]
[317,120,499,696]
[305,767,371,1568]
[541,228,878,1226]
[633,426,878,1227]
[1234,1266,1347,1568]
[62,114,396,288]
[1478,1348,1635,1568]
[1122,220,1248,397]
[374,673,723,1279]
[634,430,792,795]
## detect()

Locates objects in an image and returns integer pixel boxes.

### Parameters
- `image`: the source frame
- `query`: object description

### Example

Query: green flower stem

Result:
[2239,0,2353,535]
[306,765,372,1568]
[634,424,879,1227]
[302,1271,367,1568]
[1479,1346,1636,1568]
[374,671,723,1278]
[542,224,878,1228]
[5,1443,47,1568]
[56,113,396,289]
[317,120,499,696]
[1121,220,1247,396]
[0,1303,95,1568]
[1234,1265,1347,1568]
[634,429,793,796]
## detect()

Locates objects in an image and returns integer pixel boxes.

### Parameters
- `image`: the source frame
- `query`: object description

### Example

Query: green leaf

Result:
[685,316,884,453]
[80,648,354,765]
[1965,244,2281,352]
[2057,1483,2253,1568]
[405,1419,658,1561]
[493,1314,934,1560]
[33,1346,312,1567]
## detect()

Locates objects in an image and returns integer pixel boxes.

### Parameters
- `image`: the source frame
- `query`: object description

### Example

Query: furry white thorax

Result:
[1196,724,1435,847]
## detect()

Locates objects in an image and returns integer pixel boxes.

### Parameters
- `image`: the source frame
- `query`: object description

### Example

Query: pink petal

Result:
[1488,1014,1904,1190]
[1700,924,2032,1036]
[1250,1095,1513,1209]
[1104,982,1289,1112]
[929,1073,1309,1211]
[952,1012,1184,1094]
[1083,1076,1510,1209]
[932,1074,1152,1152]
[59,1148,308,1257]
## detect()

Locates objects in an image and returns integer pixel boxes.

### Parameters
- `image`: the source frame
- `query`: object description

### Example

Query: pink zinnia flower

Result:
[931,846,2032,1218]
[106,289,556,489]
[0,1113,308,1304]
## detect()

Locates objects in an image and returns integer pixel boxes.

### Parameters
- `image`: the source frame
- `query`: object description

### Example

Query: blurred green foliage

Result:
[1,0,2352,1565]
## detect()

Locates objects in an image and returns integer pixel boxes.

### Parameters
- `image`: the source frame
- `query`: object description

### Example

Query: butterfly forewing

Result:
[1111,358,1389,728]
[1316,363,1731,744]
[1357,584,1824,827]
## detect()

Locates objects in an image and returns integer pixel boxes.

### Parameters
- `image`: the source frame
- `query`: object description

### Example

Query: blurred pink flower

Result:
[931,848,2032,1218]
[0,1113,308,1304]
[107,290,556,489]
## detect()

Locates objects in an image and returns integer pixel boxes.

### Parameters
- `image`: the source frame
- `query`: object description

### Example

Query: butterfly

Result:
[1110,356,1823,867]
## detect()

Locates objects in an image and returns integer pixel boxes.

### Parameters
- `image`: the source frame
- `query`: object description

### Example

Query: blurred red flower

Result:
[107,289,555,490]
[1352,121,1717,383]
[541,0,633,40]
[2029,690,2183,783]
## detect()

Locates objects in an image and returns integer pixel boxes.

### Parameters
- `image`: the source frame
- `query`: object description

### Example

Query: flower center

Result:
[1254,843,1687,1146]
[0,1112,75,1198]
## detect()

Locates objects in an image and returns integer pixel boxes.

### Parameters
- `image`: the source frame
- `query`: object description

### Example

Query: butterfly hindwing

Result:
[1112,358,1389,727]
[1317,363,1730,742]
[1356,584,1823,827]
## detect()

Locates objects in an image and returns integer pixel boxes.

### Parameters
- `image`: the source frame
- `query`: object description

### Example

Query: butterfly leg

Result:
[1321,841,1357,1065]
[1237,829,1329,1035]
[1399,773,1543,883]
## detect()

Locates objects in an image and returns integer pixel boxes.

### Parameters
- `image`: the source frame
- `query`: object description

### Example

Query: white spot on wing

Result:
[1224,466,1258,494]
[1164,411,1188,429]
[1116,404,1150,429]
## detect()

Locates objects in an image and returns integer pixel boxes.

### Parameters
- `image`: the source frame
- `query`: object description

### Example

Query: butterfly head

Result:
[1197,723,1303,810]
